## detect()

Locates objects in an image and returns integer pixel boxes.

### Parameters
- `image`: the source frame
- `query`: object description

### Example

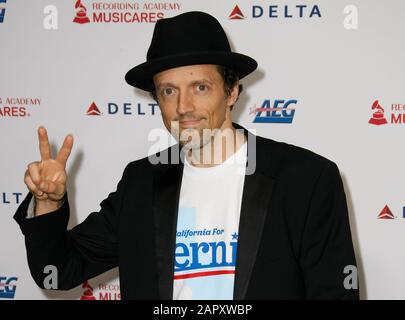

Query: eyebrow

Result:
[155,82,178,90]
[190,79,214,86]
[156,78,214,90]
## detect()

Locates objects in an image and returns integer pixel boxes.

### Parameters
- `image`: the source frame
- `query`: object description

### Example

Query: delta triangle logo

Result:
[229,5,245,20]
[377,205,395,219]
[86,102,102,115]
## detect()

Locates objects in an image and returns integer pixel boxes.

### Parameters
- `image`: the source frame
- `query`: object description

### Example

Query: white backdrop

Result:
[1,0,404,300]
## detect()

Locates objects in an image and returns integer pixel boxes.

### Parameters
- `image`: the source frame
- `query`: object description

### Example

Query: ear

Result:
[226,82,240,108]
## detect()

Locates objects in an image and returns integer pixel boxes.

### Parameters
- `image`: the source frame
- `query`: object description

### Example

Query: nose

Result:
[176,90,195,115]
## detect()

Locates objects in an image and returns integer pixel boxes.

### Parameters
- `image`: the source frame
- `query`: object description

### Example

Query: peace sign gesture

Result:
[24,127,74,215]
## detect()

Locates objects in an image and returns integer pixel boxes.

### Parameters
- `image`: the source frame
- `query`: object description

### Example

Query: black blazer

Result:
[14,123,359,300]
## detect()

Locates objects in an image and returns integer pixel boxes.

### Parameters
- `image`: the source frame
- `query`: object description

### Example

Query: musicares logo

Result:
[368,100,388,125]
[369,100,405,125]
[80,281,96,300]
[80,281,121,300]
[0,97,42,117]
[73,0,90,24]
[229,5,245,20]
[72,0,181,24]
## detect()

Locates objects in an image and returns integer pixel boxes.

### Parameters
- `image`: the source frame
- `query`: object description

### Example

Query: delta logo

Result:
[86,102,101,115]
[0,276,18,299]
[0,0,6,23]
[229,3,321,20]
[250,99,297,123]
[80,280,121,300]
[377,205,405,220]
[229,5,245,20]
[0,97,42,118]
[368,100,405,126]
[1,192,23,205]
[85,101,160,116]
[377,205,395,219]
[72,0,181,24]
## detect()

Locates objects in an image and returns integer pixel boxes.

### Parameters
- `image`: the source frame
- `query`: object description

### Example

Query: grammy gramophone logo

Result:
[80,281,96,300]
[73,0,90,24]
[368,100,388,125]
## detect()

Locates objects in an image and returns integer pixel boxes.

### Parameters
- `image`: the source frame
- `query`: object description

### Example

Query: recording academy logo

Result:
[368,100,405,125]
[229,5,245,20]
[229,3,322,20]
[80,281,96,300]
[250,99,297,123]
[72,0,181,24]
[368,100,388,125]
[73,0,90,24]
[85,101,160,116]
[0,276,18,299]
[80,281,121,300]
[0,97,42,118]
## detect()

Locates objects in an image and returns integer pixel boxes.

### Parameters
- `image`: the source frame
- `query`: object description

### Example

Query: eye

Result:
[196,84,208,92]
[161,87,175,96]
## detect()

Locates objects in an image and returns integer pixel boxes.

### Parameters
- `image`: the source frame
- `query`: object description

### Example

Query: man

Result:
[15,11,359,299]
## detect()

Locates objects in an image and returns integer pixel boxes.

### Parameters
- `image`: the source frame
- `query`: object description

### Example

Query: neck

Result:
[186,122,247,168]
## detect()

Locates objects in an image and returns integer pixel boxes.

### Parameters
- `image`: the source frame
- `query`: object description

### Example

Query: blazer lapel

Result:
[153,153,184,300]
[233,123,276,300]
[233,171,275,299]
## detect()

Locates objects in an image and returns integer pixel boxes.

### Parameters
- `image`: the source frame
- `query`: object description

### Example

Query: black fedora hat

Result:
[125,11,258,91]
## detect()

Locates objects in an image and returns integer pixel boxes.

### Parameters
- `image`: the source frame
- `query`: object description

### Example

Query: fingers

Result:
[24,171,44,197]
[55,134,74,166]
[27,129,71,201]
[25,162,66,198]
[38,126,52,161]
[38,180,65,196]
[27,161,41,185]
[37,127,74,166]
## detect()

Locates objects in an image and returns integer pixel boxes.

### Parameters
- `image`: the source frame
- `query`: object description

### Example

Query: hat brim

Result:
[125,51,257,92]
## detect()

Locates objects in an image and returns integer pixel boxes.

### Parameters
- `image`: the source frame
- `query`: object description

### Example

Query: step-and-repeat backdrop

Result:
[1,0,404,300]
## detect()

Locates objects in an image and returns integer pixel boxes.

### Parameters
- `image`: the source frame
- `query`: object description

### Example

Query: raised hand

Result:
[24,127,74,215]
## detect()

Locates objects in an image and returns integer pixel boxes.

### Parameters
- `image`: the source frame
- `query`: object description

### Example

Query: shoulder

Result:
[254,134,340,180]
[121,146,177,175]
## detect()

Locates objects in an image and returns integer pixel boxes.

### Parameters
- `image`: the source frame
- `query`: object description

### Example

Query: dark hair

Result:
[215,65,243,111]
[150,65,242,111]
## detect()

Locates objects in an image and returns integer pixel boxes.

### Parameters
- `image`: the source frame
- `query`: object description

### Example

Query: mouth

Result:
[179,119,202,128]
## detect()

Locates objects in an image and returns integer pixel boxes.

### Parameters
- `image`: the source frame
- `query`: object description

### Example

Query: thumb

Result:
[39,180,65,196]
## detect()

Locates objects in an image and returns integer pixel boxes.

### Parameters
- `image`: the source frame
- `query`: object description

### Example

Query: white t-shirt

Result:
[173,142,247,300]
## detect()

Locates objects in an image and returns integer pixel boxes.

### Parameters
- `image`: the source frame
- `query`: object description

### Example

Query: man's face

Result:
[153,64,238,149]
